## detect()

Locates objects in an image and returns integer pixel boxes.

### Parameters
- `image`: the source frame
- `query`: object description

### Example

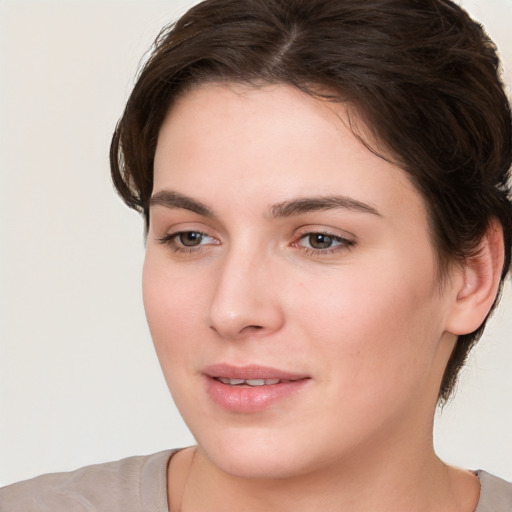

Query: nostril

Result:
[244,325,264,332]
[236,325,266,337]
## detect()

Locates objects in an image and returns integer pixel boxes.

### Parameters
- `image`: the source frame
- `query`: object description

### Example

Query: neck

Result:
[172,436,479,512]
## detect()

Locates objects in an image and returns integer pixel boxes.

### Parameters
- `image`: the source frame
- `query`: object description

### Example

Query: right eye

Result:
[158,231,218,253]
[175,231,208,247]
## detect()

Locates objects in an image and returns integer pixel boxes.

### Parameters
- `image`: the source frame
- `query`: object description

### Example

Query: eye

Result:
[177,231,208,247]
[295,230,355,254]
[301,233,339,250]
[158,230,218,253]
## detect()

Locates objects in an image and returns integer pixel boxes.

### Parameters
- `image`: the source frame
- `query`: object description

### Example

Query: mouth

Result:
[214,377,294,386]
[203,364,311,412]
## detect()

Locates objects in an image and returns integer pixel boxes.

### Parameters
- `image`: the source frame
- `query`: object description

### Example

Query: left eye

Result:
[298,232,350,250]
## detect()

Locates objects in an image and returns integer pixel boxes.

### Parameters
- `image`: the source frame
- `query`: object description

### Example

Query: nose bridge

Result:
[207,238,283,339]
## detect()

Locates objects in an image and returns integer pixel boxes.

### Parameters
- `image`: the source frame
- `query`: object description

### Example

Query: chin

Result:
[205,446,306,480]
[193,426,331,480]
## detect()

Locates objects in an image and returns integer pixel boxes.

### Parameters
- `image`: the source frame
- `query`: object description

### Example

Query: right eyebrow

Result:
[149,190,214,217]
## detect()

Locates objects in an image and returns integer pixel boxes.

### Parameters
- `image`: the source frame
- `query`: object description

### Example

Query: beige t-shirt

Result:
[1,450,511,511]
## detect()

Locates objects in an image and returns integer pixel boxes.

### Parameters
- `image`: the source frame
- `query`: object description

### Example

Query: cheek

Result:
[142,251,206,362]
[293,257,442,386]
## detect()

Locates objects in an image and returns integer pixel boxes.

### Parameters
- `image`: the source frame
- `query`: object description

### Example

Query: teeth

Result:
[245,379,265,386]
[217,377,243,385]
[216,378,282,386]
[224,378,245,385]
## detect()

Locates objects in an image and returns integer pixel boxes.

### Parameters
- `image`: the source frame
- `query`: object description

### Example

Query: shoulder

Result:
[476,470,512,512]
[0,450,176,512]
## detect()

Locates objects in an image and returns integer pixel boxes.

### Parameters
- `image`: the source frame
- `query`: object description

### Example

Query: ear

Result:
[445,219,505,335]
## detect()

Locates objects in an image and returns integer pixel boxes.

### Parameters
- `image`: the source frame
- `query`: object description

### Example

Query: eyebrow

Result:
[270,195,382,218]
[150,190,214,217]
[149,190,382,219]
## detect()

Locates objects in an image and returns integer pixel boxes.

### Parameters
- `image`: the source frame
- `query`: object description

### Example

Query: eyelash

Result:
[157,230,355,256]
[157,231,217,254]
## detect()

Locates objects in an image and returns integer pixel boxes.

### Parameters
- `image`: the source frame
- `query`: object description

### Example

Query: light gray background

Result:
[0,0,511,487]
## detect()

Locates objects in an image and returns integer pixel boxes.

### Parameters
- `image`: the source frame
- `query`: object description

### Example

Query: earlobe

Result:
[446,220,505,336]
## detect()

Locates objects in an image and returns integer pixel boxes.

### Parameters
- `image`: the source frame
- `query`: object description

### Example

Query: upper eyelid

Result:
[152,219,218,236]
[158,228,354,239]
[298,232,351,242]
[161,230,216,241]
[294,225,355,239]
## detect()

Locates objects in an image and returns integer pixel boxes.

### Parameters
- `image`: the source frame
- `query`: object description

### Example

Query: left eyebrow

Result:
[269,195,383,218]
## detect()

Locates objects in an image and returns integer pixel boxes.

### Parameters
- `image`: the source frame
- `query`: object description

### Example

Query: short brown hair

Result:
[110,0,512,402]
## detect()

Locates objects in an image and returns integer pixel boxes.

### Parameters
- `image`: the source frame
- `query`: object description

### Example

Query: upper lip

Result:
[203,364,310,381]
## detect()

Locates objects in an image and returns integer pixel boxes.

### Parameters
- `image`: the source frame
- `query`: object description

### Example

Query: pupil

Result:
[179,232,202,246]
[309,233,332,249]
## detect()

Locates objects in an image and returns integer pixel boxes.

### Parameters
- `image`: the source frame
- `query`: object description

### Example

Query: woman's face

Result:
[144,83,459,478]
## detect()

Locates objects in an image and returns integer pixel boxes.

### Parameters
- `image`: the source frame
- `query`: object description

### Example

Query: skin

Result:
[143,83,490,511]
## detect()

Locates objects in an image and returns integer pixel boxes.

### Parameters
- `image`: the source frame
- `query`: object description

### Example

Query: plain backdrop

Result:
[0,0,511,487]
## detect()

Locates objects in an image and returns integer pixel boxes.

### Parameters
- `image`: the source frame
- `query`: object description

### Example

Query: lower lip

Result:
[205,377,310,413]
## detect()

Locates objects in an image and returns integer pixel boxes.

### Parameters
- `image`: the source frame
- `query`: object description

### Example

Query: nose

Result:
[207,246,285,340]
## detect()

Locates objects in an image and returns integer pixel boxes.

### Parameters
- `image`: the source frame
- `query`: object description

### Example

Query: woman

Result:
[2,0,511,510]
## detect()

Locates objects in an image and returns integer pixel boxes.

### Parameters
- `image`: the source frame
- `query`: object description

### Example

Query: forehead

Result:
[154,83,425,221]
